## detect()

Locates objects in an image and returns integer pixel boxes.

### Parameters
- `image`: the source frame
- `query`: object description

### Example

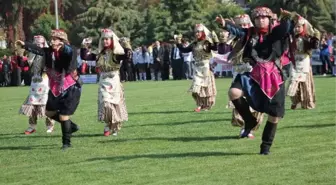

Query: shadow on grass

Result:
[0,144,57,151]
[87,151,254,162]
[0,133,103,139]
[0,133,60,140]
[0,133,23,136]
[280,123,335,129]
[126,118,231,127]
[73,133,102,138]
[128,110,231,115]
[128,110,192,115]
[100,135,238,143]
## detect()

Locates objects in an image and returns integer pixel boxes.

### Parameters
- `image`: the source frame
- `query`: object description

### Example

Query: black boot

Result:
[51,114,79,133]
[71,121,79,134]
[51,113,61,122]
[61,120,72,150]
[231,97,258,138]
[260,121,278,155]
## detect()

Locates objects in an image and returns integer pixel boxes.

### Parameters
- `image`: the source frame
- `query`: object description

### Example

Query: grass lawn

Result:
[0,77,335,185]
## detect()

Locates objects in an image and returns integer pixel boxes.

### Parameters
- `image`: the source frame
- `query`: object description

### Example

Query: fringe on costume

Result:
[19,97,46,118]
[289,68,316,109]
[98,87,128,124]
[190,72,217,108]
[231,108,264,131]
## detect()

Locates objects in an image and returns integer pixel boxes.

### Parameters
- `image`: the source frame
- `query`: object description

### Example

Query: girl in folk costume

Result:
[176,24,218,112]
[16,30,81,150]
[19,35,55,134]
[226,14,264,139]
[216,7,298,155]
[81,29,128,136]
[287,16,319,109]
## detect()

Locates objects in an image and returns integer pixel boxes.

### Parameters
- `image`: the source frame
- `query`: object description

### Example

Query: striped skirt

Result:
[191,72,217,109]
[231,107,264,130]
[19,96,46,118]
[288,68,316,109]
[98,87,128,125]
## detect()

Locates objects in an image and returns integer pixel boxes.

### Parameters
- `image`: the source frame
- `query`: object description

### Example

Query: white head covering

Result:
[33,35,48,48]
[98,28,124,55]
[194,23,215,44]
[296,16,320,38]
[233,14,254,29]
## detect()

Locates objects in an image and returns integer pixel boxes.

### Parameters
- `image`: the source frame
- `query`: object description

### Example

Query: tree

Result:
[249,0,335,34]
[30,13,70,41]
[76,0,143,47]
[144,0,244,43]
[205,1,245,31]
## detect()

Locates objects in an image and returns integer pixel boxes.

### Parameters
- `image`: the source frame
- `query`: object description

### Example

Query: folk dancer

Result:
[81,29,128,136]
[16,29,82,150]
[176,24,218,112]
[19,35,55,134]
[287,16,319,110]
[216,8,298,154]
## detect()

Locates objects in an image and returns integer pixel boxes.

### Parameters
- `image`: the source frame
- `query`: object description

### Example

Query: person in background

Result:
[171,43,183,80]
[161,43,171,81]
[138,46,150,81]
[320,32,333,76]
[120,37,135,81]
[2,56,11,86]
[152,41,164,81]
[182,39,194,80]
[0,59,3,86]
[133,47,141,81]
[10,54,20,86]
[147,45,153,80]
[76,49,83,73]
[16,51,31,86]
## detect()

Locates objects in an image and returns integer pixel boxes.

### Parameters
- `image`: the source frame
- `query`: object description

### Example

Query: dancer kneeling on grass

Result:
[16,29,82,150]
[175,24,218,112]
[19,35,55,134]
[81,29,128,137]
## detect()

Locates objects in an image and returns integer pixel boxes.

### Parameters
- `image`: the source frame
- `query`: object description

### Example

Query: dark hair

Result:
[141,45,147,58]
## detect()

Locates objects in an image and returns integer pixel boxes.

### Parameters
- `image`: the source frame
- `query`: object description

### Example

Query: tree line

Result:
[0,0,334,51]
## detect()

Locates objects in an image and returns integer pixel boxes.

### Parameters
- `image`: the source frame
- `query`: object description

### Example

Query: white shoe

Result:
[323,73,327,76]
[112,131,118,136]
[46,126,54,133]
[240,128,245,136]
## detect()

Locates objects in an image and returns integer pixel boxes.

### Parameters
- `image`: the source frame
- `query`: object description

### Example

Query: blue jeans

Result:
[183,61,194,79]
[320,54,332,74]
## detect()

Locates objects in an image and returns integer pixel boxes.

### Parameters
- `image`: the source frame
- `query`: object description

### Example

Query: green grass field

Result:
[0,77,335,185]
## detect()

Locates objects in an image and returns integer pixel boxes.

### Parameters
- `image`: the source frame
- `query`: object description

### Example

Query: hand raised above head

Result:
[15,40,25,47]
[215,15,225,27]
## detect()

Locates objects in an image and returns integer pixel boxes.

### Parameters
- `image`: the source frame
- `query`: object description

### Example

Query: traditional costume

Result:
[22,30,81,150]
[81,29,128,136]
[177,24,217,112]
[19,35,55,134]
[226,14,264,138]
[220,7,297,154]
[287,16,319,109]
